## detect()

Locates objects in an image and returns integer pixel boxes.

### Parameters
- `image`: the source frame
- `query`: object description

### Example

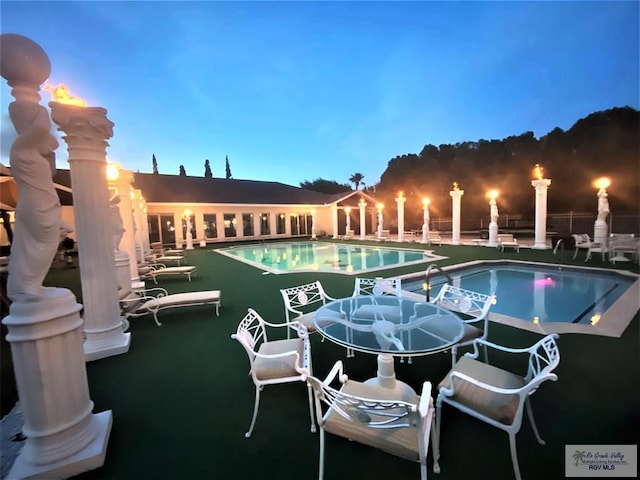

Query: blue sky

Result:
[1,1,638,188]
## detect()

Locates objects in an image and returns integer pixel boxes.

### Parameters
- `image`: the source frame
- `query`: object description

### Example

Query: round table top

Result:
[314,295,464,357]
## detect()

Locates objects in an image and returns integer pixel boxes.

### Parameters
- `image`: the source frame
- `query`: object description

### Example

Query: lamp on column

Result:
[593,177,610,245]
[421,197,430,244]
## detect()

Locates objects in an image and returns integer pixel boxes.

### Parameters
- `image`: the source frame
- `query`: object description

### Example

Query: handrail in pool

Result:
[424,264,453,302]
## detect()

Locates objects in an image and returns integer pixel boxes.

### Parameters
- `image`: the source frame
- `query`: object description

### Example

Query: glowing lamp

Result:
[376,203,384,210]
[594,177,611,191]
[345,207,351,214]
[487,189,499,200]
[422,198,430,206]
[532,164,544,180]
[44,83,87,107]
[106,163,120,182]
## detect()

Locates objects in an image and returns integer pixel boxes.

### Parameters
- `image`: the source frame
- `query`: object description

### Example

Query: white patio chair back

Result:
[280,281,336,339]
[432,334,560,480]
[307,360,434,480]
[353,276,402,297]
[431,284,495,366]
[231,308,315,437]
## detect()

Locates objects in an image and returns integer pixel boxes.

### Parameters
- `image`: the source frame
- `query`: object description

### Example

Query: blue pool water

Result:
[402,262,636,324]
[216,242,435,275]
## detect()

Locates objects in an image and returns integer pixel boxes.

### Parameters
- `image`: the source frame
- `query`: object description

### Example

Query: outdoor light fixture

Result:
[594,177,611,191]
[532,164,544,180]
[106,162,120,182]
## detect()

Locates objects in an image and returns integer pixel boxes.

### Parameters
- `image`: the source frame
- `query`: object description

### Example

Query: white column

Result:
[487,192,499,247]
[396,193,405,242]
[376,204,384,240]
[331,204,338,238]
[197,211,207,246]
[450,187,464,245]
[1,32,111,480]
[50,102,131,361]
[531,178,551,249]
[358,199,367,239]
[420,198,430,244]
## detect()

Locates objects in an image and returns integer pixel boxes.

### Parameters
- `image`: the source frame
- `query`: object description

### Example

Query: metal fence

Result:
[431,212,640,236]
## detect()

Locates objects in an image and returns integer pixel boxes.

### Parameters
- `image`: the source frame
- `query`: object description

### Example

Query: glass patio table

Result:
[314,295,464,395]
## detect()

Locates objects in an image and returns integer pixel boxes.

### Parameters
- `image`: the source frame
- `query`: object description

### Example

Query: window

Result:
[242,213,254,236]
[290,214,299,236]
[159,214,176,245]
[223,213,237,238]
[260,213,270,235]
[203,213,217,239]
[276,213,286,234]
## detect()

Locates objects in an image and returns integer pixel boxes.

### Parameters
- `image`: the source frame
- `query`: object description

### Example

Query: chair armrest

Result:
[262,318,309,338]
[441,370,524,397]
[417,381,432,417]
[321,360,349,386]
[467,338,533,358]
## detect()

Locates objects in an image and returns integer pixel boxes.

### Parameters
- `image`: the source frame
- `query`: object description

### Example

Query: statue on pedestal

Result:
[1,34,61,301]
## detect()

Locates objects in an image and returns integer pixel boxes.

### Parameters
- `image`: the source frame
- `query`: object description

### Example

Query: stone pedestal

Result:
[3,289,112,479]
[420,199,430,244]
[488,197,499,247]
[376,207,384,240]
[450,189,464,245]
[50,102,130,361]
[532,178,551,249]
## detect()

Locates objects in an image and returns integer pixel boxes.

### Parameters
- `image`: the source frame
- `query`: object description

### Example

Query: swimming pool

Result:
[400,260,639,337]
[216,242,443,275]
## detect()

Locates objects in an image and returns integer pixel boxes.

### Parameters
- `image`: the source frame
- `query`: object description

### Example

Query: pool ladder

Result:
[424,264,453,302]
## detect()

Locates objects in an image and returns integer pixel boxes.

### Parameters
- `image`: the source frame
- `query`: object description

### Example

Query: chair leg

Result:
[525,398,545,445]
[432,396,442,473]
[318,427,326,480]
[508,432,522,480]
[245,384,262,438]
[307,383,317,433]
[450,345,458,368]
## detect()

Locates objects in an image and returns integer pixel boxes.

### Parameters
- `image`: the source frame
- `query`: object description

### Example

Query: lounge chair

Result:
[141,264,197,283]
[428,232,442,246]
[121,287,221,326]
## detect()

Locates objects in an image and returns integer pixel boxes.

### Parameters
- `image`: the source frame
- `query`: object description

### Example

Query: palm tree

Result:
[349,172,364,191]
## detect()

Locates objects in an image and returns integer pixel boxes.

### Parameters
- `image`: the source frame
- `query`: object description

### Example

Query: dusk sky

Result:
[1,1,638,188]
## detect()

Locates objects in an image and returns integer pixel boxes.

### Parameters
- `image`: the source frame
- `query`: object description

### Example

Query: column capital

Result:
[450,189,464,197]
[531,178,551,189]
[50,103,113,156]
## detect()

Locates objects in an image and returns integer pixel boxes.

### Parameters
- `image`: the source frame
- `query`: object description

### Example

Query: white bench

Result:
[497,234,519,252]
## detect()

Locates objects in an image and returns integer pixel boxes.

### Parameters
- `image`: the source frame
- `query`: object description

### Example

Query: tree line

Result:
[302,106,639,223]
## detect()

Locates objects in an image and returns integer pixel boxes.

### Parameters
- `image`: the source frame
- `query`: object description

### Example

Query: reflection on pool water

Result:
[216,242,441,275]
[401,261,639,337]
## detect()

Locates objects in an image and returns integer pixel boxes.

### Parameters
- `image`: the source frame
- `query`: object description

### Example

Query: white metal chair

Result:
[353,276,402,297]
[280,281,337,339]
[231,308,315,438]
[430,284,496,367]
[571,233,592,259]
[306,360,434,480]
[432,334,560,480]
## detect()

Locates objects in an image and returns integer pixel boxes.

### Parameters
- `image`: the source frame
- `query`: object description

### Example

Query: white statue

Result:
[6,100,61,300]
[597,190,609,223]
[490,198,499,224]
[1,34,63,301]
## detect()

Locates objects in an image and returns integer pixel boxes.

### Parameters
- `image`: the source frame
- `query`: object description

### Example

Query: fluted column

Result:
[358,199,367,239]
[450,186,464,245]
[50,102,130,361]
[531,178,551,249]
[331,204,338,239]
[396,192,405,242]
